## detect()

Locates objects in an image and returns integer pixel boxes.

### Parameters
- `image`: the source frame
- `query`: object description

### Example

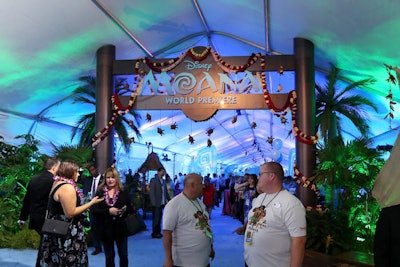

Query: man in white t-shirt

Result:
[244,162,306,267]
[163,173,215,267]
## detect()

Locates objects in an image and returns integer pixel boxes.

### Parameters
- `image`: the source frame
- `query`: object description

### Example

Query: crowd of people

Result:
[18,159,307,267]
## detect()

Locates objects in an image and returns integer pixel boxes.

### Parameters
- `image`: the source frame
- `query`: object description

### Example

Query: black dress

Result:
[91,188,133,267]
[91,189,133,242]
[38,183,88,267]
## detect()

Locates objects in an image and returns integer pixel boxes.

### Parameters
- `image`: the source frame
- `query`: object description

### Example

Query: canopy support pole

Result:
[294,38,317,207]
[95,44,115,173]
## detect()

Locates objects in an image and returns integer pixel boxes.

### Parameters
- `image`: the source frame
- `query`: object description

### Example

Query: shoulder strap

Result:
[49,182,68,199]
[46,183,68,218]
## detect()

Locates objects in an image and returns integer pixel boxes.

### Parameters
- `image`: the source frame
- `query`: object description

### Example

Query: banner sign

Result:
[124,46,290,121]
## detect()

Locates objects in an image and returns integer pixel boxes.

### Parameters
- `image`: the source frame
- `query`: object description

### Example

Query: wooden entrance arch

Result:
[95,38,316,206]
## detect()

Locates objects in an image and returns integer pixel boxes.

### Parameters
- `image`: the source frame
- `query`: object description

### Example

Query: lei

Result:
[53,176,84,199]
[103,186,120,207]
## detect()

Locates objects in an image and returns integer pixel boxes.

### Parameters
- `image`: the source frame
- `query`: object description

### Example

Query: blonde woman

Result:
[92,167,134,267]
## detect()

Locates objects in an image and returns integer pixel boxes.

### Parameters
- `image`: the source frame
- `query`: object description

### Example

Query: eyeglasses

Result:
[259,171,275,176]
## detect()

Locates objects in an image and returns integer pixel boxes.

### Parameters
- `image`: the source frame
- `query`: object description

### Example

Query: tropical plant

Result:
[0,136,95,248]
[315,64,378,141]
[51,143,94,166]
[306,209,353,255]
[0,134,44,248]
[309,137,384,254]
[70,75,142,151]
[313,137,382,193]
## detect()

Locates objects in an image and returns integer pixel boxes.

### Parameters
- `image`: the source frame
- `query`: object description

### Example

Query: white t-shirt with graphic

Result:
[163,193,212,267]
[244,190,306,267]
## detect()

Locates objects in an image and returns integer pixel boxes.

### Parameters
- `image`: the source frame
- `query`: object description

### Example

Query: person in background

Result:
[18,157,61,233]
[37,160,104,266]
[174,175,181,196]
[92,167,134,267]
[163,173,215,267]
[219,173,226,197]
[79,163,104,256]
[230,175,244,218]
[243,162,306,267]
[149,167,170,238]
[226,173,233,189]
[211,173,220,207]
[177,172,185,193]
[125,168,134,186]
[233,173,259,235]
[235,173,249,223]
[165,173,176,199]
[18,157,60,267]
[202,177,216,219]
[229,175,239,217]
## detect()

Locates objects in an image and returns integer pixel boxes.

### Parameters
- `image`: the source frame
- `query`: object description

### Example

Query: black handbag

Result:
[41,182,70,238]
[125,213,146,236]
[41,217,70,238]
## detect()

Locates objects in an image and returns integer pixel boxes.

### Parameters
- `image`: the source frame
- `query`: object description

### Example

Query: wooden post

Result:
[95,45,115,173]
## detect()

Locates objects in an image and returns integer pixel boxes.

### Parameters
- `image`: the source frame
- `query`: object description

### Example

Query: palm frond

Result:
[51,143,94,166]
[315,64,378,140]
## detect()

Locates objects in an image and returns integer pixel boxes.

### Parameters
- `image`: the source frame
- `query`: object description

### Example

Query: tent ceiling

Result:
[1,0,399,172]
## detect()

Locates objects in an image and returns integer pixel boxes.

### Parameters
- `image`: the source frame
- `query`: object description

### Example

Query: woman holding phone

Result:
[92,167,134,267]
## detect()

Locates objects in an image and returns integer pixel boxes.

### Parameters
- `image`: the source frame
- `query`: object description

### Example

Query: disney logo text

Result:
[184,60,212,72]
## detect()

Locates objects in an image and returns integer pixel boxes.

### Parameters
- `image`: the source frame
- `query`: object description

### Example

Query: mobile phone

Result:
[120,205,127,213]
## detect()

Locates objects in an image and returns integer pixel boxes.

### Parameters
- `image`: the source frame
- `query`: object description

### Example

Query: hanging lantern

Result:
[232,115,238,124]
[207,138,212,147]
[157,127,164,136]
[206,128,214,136]
[267,136,274,145]
[280,115,288,125]
[188,135,195,144]
[146,113,152,122]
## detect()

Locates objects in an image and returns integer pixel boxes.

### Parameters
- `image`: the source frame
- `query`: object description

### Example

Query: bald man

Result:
[163,173,215,267]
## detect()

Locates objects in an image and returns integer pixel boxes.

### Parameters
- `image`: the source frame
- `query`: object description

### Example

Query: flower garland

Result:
[258,57,320,145]
[112,92,137,114]
[91,90,138,147]
[53,176,84,199]
[188,47,211,61]
[103,186,120,207]
[384,64,398,126]
[134,51,188,74]
[211,51,262,74]
[293,163,320,198]
[291,95,320,145]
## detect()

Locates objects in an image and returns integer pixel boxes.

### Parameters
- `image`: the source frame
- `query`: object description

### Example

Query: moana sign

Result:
[98,46,318,146]
[119,46,291,121]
